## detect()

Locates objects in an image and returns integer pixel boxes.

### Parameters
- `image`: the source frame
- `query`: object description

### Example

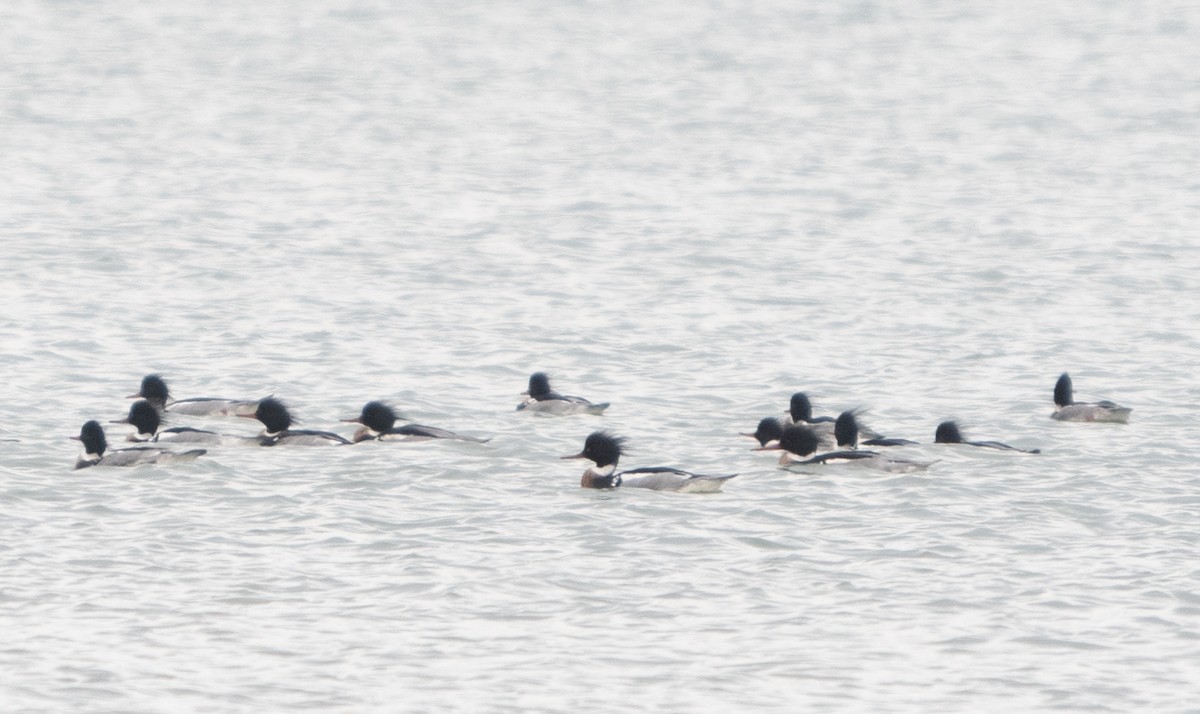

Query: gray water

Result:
[3,1,1200,711]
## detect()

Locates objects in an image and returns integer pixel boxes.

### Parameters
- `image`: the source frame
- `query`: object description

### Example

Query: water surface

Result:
[2,1,1199,711]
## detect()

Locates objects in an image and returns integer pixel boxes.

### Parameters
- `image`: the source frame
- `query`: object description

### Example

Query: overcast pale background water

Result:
[2,1,1200,711]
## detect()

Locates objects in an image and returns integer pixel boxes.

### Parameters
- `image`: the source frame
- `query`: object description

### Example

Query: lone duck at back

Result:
[1051,373,1130,423]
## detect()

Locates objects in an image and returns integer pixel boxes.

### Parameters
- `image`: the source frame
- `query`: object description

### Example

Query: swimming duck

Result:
[786,392,836,427]
[112,399,234,444]
[342,401,490,443]
[765,424,933,474]
[1051,373,1131,423]
[72,420,206,469]
[834,410,918,448]
[562,431,736,492]
[741,417,786,448]
[787,392,882,440]
[129,374,263,417]
[237,398,351,446]
[934,420,1040,453]
[517,372,609,415]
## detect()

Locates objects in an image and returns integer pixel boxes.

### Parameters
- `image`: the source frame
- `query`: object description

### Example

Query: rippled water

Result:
[3,1,1200,711]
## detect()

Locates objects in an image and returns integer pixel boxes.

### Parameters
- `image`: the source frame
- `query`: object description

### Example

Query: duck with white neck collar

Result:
[72,420,206,469]
[562,431,736,492]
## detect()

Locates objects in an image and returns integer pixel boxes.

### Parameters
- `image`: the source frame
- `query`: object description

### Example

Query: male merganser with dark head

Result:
[72,420,206,469]
[562,431,736,492]
[788,393,882,440]
[935,421,1040,453]
[785,392,838,441]
[238,398,350,446]
[764,424,932,473]
[834,410,918,448]
[130,374,263,417]
[342,401,490,443]
[1051,373,1131,423]
[517,372,609,415]
[112,399,227,444]
[786,392,836,426]
[741,417,785,448]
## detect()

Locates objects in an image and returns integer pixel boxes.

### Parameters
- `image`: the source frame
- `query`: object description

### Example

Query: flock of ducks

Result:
[72,372,1131,492]
[72,374,495,469]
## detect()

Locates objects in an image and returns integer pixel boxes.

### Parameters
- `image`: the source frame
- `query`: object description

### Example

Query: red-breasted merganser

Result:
[237,398,350,446]
[1051,373,1131,423]
[934,420,1040,453]
[129,374,263,417]
[562,431,735,492]
[342,401,490,443]
[72,420,206,469]
[517,372,609,415]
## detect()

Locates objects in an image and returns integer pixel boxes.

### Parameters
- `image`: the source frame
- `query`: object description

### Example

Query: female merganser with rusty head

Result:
[238,398,350,446]
[129,374,263,417]
[562,431,736,492]
[517,372,609,415]
[72,420,206,469]
[934,421,1040,453]
[1051,373,1131,423]
[342,401,490,443]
